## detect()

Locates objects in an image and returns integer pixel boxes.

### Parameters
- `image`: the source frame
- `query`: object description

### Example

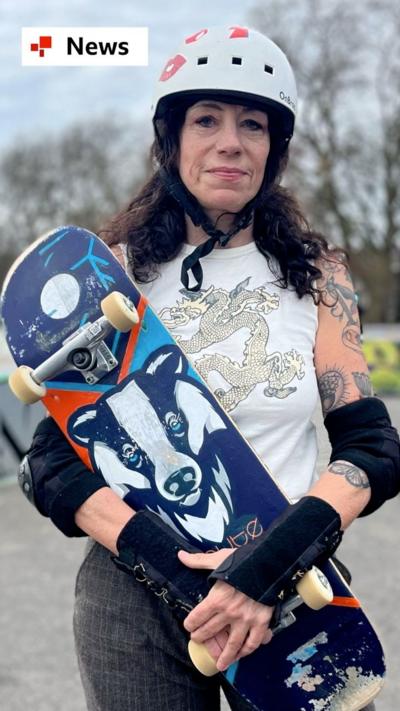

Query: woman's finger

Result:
[184,582,234,632]
[189,612,230,642]
[203,629,229,661]
[235,624,272,660]
[178,548,234,570]
[262,627,273,644]
[215,624,249,671]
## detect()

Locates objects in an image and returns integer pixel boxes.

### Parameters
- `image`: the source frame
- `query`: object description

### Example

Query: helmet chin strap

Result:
[159,167,257,291]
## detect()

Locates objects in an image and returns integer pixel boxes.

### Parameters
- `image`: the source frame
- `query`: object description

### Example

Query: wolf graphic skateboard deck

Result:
[1,226,385,710]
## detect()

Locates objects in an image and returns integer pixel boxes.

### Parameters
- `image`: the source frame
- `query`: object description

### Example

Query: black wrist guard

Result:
[209,496,342,605]
[325,397,400,516]
[112,510,211,620]
[24,416,107,537]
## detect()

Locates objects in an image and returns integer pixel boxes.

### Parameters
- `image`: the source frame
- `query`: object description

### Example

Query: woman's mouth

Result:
[208,167,247,181]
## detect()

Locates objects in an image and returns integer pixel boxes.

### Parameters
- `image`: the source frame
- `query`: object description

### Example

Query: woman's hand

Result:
[178,549,273,671]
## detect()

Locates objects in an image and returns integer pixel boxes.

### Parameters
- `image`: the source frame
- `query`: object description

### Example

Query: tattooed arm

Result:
[314,256,373,414]
[309,257,373,528]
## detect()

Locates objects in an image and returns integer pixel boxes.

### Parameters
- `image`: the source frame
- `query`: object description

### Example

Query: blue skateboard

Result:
[1,226,385,710]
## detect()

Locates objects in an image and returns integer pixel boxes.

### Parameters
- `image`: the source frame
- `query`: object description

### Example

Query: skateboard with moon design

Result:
[1,226,385,710]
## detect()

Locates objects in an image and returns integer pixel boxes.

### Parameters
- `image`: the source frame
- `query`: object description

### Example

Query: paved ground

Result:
[1,397,399,711]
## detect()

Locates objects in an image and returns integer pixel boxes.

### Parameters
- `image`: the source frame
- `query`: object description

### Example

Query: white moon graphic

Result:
[40,273,80,319]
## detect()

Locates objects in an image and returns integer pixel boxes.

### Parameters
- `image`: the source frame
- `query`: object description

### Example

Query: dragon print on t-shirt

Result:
[159,277,305,412]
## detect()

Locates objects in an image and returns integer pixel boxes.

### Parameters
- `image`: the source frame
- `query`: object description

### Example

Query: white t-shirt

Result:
[125,240,320,501]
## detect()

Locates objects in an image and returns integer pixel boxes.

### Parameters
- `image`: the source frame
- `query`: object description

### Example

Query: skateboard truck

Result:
[188,566,333,677]
[63,318,118,385]
[8,291,139,403]
[11,317,117,394]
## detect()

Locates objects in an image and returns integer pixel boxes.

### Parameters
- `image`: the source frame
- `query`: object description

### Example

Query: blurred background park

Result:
[1,0,399,400]
[0,0,399,709]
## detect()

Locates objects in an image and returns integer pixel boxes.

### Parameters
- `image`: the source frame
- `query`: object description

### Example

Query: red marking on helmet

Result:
[185,29,208,44]
[159,54,187,82]
[229,27,249,38]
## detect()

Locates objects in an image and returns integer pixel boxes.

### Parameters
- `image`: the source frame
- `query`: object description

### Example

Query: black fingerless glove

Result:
[209,496,342,605]
[112,510,212,620]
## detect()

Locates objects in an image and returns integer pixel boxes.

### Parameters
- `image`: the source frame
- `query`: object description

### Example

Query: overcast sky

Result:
[1,0,261,149]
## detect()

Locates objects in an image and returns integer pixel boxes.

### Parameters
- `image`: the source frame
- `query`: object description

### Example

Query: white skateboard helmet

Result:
[152,26,297,141]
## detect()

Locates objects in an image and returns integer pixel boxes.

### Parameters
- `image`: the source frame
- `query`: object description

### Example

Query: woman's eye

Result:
[195,115,215,127]
[243,119,264,131]
[165,412,185,436]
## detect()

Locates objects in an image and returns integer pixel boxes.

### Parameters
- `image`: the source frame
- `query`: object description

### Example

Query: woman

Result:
[22,27,399,711]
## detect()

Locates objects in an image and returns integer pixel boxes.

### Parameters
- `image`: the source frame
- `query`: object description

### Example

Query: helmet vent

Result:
[232,57,242,65]
[264,64,274,75]
[197,56,208,65]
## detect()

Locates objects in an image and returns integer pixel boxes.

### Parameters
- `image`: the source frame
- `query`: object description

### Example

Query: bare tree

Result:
[0,116,150,284]
[249,0,400,321]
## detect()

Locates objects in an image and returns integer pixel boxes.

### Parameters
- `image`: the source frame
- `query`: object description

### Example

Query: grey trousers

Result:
[73,541,376,711]
[74,541,252,711]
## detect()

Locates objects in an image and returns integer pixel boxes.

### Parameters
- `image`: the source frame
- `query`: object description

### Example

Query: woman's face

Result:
[178,100,270,220]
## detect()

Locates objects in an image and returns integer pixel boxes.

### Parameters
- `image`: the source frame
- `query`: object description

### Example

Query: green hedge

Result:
[363,340,400,395]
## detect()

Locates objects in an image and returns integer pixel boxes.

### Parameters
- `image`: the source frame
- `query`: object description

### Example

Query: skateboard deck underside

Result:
[1,227,385,710]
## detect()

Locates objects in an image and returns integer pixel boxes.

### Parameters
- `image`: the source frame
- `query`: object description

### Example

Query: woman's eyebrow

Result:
[190,102,223,111]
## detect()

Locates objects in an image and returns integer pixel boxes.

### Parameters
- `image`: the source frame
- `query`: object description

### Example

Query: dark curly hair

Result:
[100,103,345,303]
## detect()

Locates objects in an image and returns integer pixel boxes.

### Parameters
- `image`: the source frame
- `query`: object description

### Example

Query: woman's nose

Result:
[215,121,242,154]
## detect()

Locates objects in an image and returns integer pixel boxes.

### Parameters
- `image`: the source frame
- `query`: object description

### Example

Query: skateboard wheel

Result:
[101,291,139,332]
[296,566,333,610]
[188,640,218,677]
[9,366,46,404]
